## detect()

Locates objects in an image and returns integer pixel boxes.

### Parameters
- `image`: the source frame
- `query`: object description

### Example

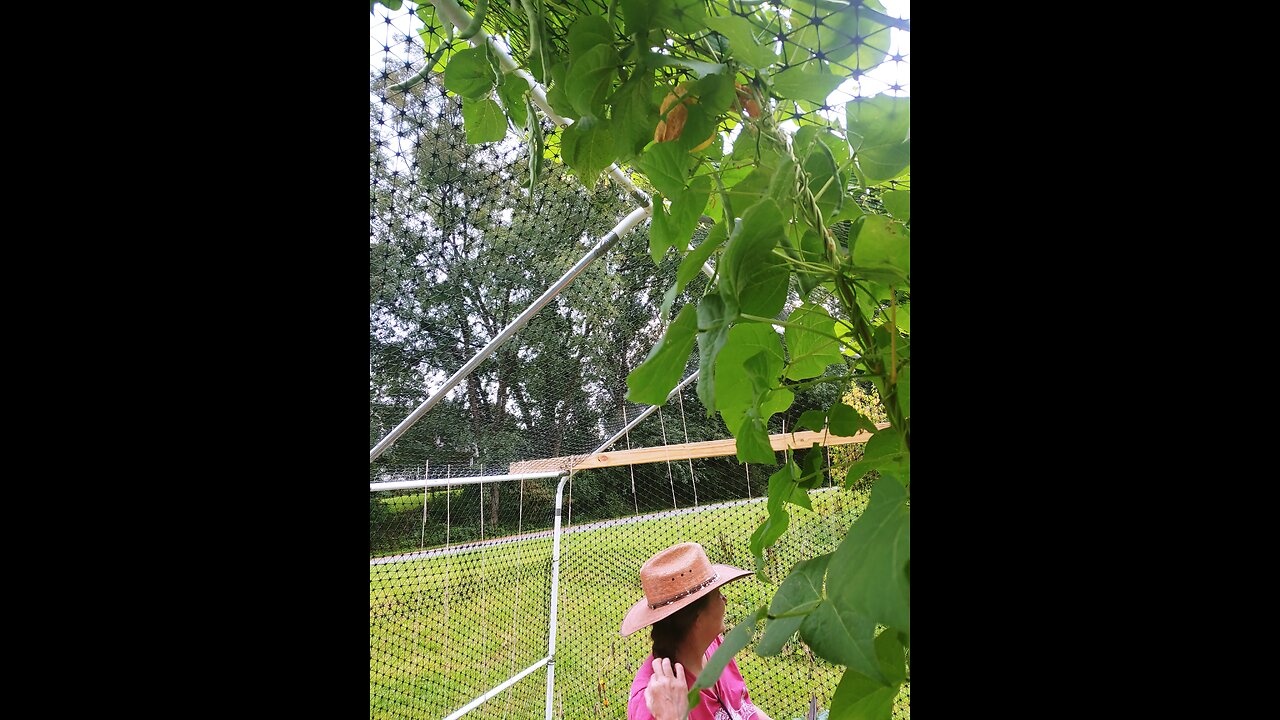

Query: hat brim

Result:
[619,564,754,637]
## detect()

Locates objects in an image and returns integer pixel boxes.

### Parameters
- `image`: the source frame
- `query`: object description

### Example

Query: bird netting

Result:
[371,382,910,719]
[370,0,910,717]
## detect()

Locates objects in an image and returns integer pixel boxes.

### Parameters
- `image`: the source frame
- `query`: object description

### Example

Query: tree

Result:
[370,69,728,533]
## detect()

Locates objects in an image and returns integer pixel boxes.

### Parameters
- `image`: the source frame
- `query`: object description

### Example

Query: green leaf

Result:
[875,297,906,333]
[619,0,656,36]
[797,125,852,171]
[544,61,577,119]
[836,318,858,356]
[861,427,908,485]
[786,0,890,70]
[695,292,733,412]
[829,477,910,637]
[847,94,910,148]
[637,141,692,199]
[830,202,866,225]
[800,597,884,683]
[795,228,826,299]
[676,220,725,289]
[891,302,909,334]
[763,391,797,426]
[705,15,779,69]
[860,148,909,186]
[828,633,906,720]
[723,167,776,215]
[797,442,825,489]
[649,176,710,263]
[565,44,620,119]
[848,266,908,288]
[657,0,708,34]
[847,95,911,184]
[375,0,402,11]
[846,0,895,70]
[715,323,790,435]
[720,199,789,318]
[659,283,679,324]
[829,402,878,437]
[873,322,908,359]
[744,349,774,397]
[566,15,614,64]
[806,140,843,218]
[843,451,906,488]
[462,96,507,144]
[496,73,528,127]
[769,552,830,617]
[756,615,804,656]
[749,501,789,566]
[414,5,447,54]
[544,85,576,121]
[731,342,793,465]
[688,606,766,707]
[751,462,803,564]
[765,153,796,196]
[794,409,827,434]
[882,190,909,222]
[444,46,497,100]
[769,460,812,510]
[625,303,698,405]
[702,165,744,217]
[729,126,784,166]
[608,70,658,160]
[678,73,735,153]
[795,127,846,219]
[735,415,776,464]
[772,66,846,105]
[874,630,907,686]
[561,115,615,187]
[784,304,844,380]
[851,215,909,279]
[698,71,737,112]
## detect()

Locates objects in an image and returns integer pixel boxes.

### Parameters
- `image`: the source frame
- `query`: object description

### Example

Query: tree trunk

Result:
[489,484,499,528]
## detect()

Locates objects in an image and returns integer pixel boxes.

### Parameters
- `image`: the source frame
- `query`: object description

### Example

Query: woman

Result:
[620,542,773,720]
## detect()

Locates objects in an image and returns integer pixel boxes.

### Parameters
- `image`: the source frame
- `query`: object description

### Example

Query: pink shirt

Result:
[628,636,761,720]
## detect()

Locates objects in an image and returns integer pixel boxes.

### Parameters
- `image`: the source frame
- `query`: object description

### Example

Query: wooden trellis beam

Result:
[508,422,892,473]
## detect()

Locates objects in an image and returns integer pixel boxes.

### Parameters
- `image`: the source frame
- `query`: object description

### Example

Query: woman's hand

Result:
[644,657,689,720]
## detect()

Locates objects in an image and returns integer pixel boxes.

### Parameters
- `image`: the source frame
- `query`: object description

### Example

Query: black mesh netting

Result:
[371,381,910,719]
[371,1,909,717]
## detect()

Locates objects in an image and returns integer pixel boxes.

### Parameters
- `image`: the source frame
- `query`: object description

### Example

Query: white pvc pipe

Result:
[370,204,652,463]
[369,470,563,492]
[594,372,698,457]
[442,655,551,720]
[544,471,570,719]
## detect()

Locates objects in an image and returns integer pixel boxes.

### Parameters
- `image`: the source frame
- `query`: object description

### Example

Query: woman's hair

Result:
[650,592,714,662]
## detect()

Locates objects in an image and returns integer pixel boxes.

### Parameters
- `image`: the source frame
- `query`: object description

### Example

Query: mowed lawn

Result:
[370,489,909,719]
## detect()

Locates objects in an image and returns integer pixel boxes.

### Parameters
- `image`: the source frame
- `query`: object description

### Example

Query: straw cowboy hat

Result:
[620,542,753,637]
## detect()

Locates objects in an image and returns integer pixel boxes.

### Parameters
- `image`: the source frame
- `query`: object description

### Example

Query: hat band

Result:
[647,573,719,609]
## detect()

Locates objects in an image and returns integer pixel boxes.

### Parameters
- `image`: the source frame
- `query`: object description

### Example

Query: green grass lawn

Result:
[378,488,463,513]
[370,489,909,719]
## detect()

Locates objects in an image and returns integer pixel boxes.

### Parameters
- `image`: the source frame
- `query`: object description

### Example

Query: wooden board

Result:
[508,422,891,473]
